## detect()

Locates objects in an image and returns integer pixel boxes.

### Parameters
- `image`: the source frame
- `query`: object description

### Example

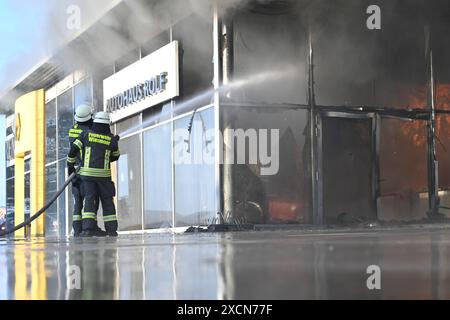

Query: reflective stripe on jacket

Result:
[67,129,120,179]
[68,123,91,165]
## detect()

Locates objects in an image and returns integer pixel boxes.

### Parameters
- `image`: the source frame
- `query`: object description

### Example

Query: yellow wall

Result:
[14,89,46,238]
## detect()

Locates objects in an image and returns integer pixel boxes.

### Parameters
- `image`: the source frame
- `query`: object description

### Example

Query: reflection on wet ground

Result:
[1,226,450,299]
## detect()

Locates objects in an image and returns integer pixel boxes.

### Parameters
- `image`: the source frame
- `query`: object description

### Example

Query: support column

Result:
[222,13,235,223]
[31,89,46,236]
[307,29,320,225]
[14,89,46,238]
[425,26,439,217]
[213,1,224,222]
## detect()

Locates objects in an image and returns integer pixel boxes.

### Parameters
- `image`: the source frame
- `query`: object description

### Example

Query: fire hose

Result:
[0,172,77,237]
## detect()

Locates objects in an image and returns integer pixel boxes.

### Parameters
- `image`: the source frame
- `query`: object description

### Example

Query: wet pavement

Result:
[1,226,450,299]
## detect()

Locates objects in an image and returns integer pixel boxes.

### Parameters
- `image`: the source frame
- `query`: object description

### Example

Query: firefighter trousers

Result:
[81,178,118,232]
[72,178,100,234]
[72,179,83,234]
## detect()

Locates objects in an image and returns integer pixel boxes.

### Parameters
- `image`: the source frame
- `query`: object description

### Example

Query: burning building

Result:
[1,0,450,237]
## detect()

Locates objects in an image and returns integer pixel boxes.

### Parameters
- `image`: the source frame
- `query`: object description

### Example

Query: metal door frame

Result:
[316,111,380,224]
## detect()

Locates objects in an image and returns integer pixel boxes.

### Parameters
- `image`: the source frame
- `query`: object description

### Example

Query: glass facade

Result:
[117,135,143,231]
[5,10,220,235]
[24,173,30,220]
[141,31,170,57]
[6,177,14,230]
[57,160,67,236]
[172,12,214,114]
[115,105,216,231]
[143,123,172,229]
[174,108,216,227]
[24,158,31,173]
[5,138,14,163]
[222,105,311,224]
[116,115,141,136]
[74,78,92,108]
[45,164,58,237]
[437,114,450,190]
[379,118,428,221]
[115,49,140,73]
[234,11,307,105]
[111,11,217,231]
[42,75,93,237]
[142,102,172,128]
[57,90,74,160]
[45,100,57,164]
[5,117,14,231]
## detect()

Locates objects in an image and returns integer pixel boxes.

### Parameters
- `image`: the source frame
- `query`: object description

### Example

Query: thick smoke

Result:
[308,0,450,107]
[1,0,450,113]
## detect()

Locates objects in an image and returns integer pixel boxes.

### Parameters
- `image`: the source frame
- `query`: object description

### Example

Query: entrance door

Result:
[319,114,377,224]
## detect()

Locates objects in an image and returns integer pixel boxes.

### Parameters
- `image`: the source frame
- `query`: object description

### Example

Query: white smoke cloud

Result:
[0,0,119,111]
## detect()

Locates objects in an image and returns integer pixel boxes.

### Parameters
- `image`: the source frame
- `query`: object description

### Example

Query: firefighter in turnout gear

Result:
[67,111,120,237]
[68,104,104,237]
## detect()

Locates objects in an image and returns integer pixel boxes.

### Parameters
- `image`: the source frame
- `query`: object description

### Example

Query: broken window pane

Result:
[379,118,428,221]
[222,105,311,224]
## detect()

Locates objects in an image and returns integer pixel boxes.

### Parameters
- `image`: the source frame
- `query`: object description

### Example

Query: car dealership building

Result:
[2,0,450,237]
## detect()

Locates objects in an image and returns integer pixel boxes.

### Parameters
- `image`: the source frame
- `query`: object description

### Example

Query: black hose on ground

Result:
[0,172,77,237]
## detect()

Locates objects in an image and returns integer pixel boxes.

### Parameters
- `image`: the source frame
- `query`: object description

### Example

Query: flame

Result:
[380,84,450,194]
[400,84,450,147]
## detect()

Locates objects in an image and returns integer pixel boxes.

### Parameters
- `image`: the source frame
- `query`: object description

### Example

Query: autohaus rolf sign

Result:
[103,41,180,123]
[106,72,167,112]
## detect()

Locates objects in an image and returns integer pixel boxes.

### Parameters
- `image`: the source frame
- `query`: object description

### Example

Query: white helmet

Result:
[94,111,111,124]
[75,104,93,122]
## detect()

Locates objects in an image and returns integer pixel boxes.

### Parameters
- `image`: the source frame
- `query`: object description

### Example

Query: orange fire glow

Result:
[400,84,450,147]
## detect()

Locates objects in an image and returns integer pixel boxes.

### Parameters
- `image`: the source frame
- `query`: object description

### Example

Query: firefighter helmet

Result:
[94,111,111,124]
[75,104,93,122]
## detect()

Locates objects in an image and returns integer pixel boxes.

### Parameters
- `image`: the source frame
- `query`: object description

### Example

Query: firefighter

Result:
[68,104,105,237]
[67,111,120,237]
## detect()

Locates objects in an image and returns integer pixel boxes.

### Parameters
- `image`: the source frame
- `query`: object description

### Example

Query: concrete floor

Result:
[1,226,450,299]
